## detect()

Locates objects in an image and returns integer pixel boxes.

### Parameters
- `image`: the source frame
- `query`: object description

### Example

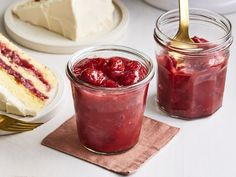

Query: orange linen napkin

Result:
[42,116,179,175]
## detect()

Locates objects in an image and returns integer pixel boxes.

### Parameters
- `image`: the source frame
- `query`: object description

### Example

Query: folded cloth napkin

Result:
[42,116,179,175]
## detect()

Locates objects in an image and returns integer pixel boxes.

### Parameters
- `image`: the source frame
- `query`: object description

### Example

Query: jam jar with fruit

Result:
[154,9,233,119]
[66,45,154,154]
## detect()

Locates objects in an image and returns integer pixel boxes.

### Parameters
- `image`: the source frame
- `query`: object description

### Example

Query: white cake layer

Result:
[0,85,36,116]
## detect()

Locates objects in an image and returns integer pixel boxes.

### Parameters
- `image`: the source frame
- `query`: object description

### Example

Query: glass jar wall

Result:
[154,9,233,119]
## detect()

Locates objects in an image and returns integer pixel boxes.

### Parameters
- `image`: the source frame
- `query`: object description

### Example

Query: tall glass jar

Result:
[66,45,154,154]
[154,8,233,119]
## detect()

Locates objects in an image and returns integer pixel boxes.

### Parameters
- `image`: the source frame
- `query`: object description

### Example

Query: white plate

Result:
[0,67,66,135]
[4,0,129,54]
[144,0,236,14]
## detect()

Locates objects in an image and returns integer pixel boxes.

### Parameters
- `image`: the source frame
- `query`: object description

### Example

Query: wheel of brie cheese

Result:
[12,0,115,41]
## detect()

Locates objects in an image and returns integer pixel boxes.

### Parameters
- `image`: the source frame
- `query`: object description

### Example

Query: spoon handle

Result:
[178,0,190,35]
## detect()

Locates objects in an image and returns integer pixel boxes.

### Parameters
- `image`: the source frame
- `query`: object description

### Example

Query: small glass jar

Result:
[66,45,154,154]
[154,8,233,119]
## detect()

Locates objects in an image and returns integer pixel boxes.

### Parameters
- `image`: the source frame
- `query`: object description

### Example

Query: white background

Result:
[1,0,236,177]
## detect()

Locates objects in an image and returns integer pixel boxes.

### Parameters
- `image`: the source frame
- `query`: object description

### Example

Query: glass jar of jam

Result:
[154,8,233,119]
[66,45,154,154]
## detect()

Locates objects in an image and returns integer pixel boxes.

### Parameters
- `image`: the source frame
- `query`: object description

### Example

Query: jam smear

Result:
[0,43,51,91]
[0,58,48,100]
[73,57,147,87]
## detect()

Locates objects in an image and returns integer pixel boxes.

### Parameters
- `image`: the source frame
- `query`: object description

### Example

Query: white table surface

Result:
[1,0,236,177]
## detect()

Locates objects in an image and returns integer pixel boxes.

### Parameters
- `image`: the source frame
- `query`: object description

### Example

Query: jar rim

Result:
[154,8,233,54]
[66,45,155,91]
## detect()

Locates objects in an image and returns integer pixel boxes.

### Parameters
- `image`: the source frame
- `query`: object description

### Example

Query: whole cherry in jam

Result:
[80,68,106,86]
[106,57,125,80]
[73,57,147,87]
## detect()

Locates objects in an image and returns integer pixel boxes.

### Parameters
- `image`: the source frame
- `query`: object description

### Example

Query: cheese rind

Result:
[12,0,115,41]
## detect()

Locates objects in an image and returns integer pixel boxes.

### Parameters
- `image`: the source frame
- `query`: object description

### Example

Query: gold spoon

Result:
[172,0,194,48]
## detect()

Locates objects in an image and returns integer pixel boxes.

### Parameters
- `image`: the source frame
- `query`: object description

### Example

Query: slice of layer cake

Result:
[12,0,114,41]
[0,34,57,116]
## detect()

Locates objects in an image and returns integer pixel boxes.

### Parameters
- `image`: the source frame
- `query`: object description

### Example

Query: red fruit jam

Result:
[73,57,147,87]
[157,36,229,119]
[70,56,151,153]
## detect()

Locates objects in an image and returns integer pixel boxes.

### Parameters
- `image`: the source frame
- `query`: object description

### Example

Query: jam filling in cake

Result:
[0,43,51,91]
[0,58,48,100]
